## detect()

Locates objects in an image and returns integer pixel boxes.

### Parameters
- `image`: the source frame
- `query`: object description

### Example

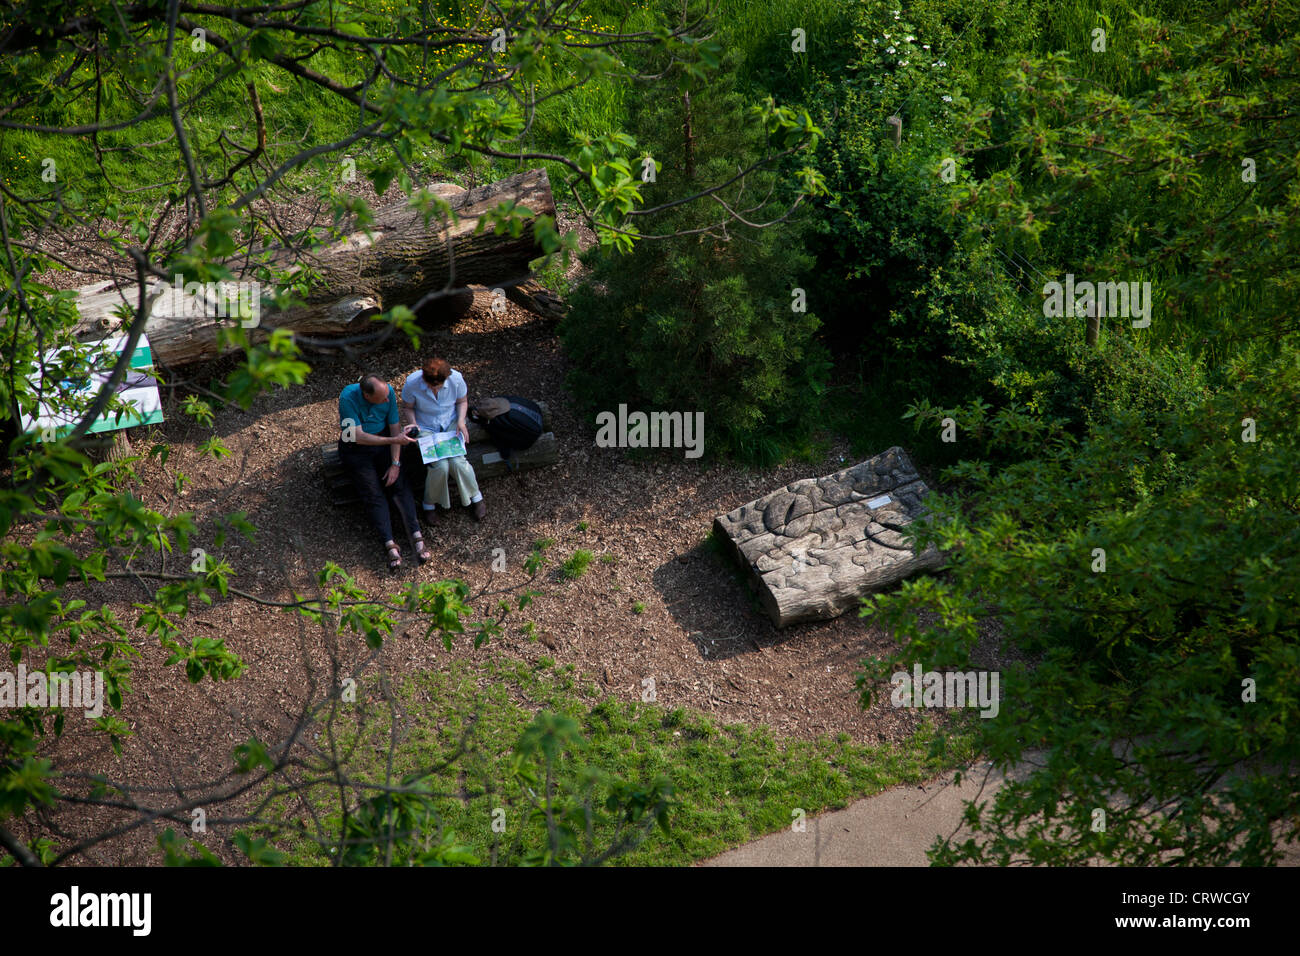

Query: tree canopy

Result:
[0,0,820,866]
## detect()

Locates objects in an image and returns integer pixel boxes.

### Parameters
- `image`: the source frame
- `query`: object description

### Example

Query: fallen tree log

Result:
[504,278,567,320]
[713,446,945,628]
[69,170,557,367]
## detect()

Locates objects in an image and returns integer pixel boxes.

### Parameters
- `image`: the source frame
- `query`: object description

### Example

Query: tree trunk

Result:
[69,169,557,367]
[683,90,696,180]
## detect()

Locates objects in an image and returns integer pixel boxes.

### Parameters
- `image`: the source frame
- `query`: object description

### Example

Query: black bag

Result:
[471,395,543,453]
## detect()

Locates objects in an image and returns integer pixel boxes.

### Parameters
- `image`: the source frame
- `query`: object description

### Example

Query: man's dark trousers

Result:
[400,440,430,507]
[339,442,420,545]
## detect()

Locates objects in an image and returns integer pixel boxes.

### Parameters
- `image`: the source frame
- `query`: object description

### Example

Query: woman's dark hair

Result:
[422,357,450,385]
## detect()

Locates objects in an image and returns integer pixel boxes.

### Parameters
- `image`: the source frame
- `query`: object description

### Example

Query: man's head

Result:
[360,374,389,403]
[421,356,451,387]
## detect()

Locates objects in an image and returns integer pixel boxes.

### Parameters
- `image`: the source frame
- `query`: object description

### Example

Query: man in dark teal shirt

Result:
[337,374,428,570]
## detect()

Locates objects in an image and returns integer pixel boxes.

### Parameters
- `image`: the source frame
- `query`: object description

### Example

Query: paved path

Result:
[703,757,1300,866]
[703,759,1023,866]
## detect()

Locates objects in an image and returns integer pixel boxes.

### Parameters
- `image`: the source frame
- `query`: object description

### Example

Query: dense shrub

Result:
[797,0,1020,404]
[865,347,1300,865]
[559,48,828,464]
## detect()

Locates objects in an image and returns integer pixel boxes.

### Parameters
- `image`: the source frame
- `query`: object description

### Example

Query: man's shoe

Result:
[420,506,439,525]
[472,500,486,521]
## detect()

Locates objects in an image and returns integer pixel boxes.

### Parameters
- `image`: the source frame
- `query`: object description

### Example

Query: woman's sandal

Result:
[412,533,431,565]
[385,542,402,572]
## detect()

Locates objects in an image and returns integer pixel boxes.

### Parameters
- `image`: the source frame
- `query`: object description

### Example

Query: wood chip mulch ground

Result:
[16,202,1015,865]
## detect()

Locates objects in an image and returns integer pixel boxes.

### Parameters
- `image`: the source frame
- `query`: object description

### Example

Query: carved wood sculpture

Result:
[713,446,945,628]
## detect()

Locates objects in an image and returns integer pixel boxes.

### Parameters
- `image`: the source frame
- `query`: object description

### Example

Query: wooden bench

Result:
[320,401,556,506]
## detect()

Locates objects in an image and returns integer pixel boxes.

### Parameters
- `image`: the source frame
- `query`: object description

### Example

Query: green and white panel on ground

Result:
[21,333,165,439]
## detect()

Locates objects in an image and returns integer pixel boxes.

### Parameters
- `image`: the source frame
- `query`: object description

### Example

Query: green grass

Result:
[529,250,576,299]
[261,656,975,866]
[560,548,594,580]
[711,0,853,94]
[0,37,375,218]
[0,0,651,237]
[632,600,646,614]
